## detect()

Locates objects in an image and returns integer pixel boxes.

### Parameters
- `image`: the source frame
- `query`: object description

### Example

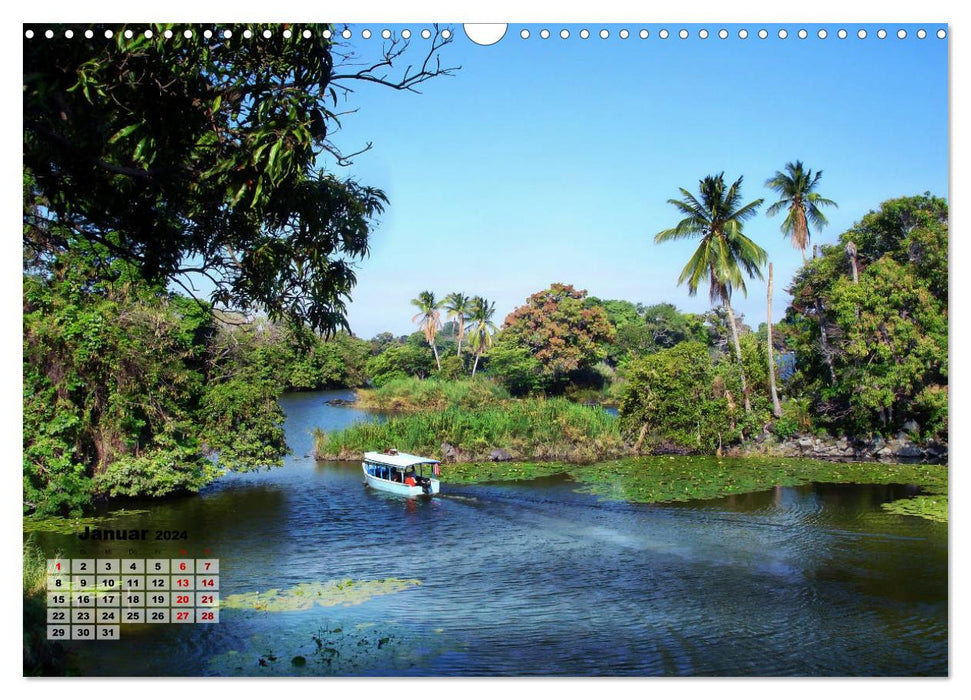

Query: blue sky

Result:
[323,23,948,338]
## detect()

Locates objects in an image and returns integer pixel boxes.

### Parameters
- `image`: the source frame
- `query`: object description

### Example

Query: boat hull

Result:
[362,469,440,497]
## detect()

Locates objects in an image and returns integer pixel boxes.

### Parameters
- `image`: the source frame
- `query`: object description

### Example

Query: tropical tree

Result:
[765,161,838,261]
[654,173,767,412]
[498,284,614,391]
[466,296,498,376]
[443,292,472,356]
[23,23,455,334]
[410,291,443,371]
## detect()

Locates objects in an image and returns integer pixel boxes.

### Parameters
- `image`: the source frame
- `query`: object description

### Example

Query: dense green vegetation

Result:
[314,398,625,462]
[783,194,948,439]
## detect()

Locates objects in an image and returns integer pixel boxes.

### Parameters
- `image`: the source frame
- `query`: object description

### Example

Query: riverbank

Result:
[735,432,948,465]
[438,456,948,523]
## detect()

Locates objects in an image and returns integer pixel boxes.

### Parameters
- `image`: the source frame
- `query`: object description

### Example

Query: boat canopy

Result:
[364,451,440,468]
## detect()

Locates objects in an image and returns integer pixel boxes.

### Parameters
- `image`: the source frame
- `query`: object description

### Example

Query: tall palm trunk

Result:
[472,351,481,376]
[430,341,441,371]
[767,262,782,418]
[723,299,751,413]
[456,316,464,356]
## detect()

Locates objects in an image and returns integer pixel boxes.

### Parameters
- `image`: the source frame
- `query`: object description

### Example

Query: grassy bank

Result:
[314,397,624,462]
[354,376,509,412]
[438,456,948,523]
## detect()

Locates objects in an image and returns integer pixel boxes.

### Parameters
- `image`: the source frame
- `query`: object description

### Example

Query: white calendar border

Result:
[6,0,965,698]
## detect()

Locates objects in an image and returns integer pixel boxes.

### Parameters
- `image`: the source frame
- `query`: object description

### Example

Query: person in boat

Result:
[404,467,418,487]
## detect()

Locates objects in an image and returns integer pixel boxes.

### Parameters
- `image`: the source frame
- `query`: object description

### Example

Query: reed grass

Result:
[314,397,624,463]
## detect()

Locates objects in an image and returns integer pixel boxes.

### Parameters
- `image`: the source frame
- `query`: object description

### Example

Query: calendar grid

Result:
[46,558,219,640]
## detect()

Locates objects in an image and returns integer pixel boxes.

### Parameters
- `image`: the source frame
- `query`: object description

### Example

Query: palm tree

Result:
[443,292,472,356]
[465,296,497,376]
[655,173,767,413]
[767,161,839,384]
[410,290,443,371]
[765,161,838,261]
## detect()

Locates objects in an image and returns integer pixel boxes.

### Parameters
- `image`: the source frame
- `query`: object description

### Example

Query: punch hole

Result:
[817,29,827,39]
[421,29,432,39]
[600,29,609,39]
[282,29,291,39]
[659,29,669,39]
[382,29,392,39]
[124,29,133,38]
[758,29,768,39]
[917,29,926,39]
[639,29,649,39]
[857,29,867,39]
[540,29,550,39]
[877,29,887,39]
[778,29,788,39]
[698,29,708,39]
[936,29,946,39]
[25,29,34,38]
[838,29,847,39]
[897,29,907,39]
[463,24,506,45]
[520,29,529,39]
[798,29,808,39]
[401,29,411,39]
[560,29,570,39]
[85,30,94,38]
[361,29,372,39]
[738,29,748,39]
[204,29,213,38]
[579,29,590,39]
[678,29,688,39]
[65,30,74,38]
[323,29,333,39]
[718,29,728,39]
[619,29,629,39]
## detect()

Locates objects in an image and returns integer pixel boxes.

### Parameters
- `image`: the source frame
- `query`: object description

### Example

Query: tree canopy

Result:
[23,23,456,333]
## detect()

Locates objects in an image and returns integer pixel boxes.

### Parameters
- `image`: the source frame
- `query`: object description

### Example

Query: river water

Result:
[31,390,947,676]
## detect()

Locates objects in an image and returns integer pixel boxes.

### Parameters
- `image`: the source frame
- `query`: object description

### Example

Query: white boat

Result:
[362,450,441,497]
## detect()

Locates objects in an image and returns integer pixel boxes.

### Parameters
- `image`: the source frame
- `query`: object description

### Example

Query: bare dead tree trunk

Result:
[845,241,859,283]
[767,262,783,418]
[724,300,751,413]
[815,298,837,385]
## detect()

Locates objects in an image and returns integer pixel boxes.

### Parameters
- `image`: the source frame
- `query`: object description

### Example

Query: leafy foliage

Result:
[23,251,291,515]
[783,194,948,438]
[23,23,454,333]
[619,341,770,451]
[495,283,614,393]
